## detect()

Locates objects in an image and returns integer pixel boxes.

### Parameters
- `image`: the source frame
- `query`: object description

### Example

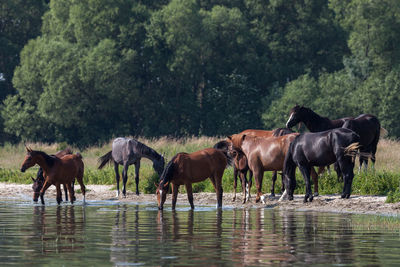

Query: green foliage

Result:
[386,189,400,203]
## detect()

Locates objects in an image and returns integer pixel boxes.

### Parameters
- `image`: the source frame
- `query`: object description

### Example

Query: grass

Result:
[2,137,400,201]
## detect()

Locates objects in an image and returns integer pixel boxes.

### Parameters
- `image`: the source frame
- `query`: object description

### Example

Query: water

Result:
[0,199,399,266]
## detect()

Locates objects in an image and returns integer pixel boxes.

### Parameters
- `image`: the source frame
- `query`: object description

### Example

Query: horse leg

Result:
[56,183,62,205]
[134,161,140,195]
[254,170,263,203]
[240,171,248,204]
[171,184,179,210]
[185,183,194,209]
[114,162,120,197]
[66,183,74,204]
[270,171,277,198]
[232,167,238,202]
[246,170,253,202]
[76,173,86,204]
[63,183,68,202]
[40,181,52,205]
[310,167,319,197]
[122,162,129,197]
[71,178,76,201]
[298,165,312,203]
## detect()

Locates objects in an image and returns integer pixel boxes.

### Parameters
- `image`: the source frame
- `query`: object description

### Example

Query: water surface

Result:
[0,199,399,266]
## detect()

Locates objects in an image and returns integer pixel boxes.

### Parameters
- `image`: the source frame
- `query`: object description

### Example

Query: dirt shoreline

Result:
[1,182,399,216]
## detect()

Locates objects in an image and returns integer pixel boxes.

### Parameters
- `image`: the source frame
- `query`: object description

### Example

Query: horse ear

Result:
[31,177,36,182]
[241,134,246,141]
[227,135,232,141]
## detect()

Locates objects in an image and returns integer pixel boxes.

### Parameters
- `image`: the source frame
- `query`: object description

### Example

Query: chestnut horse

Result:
[31,148,74,203]
[225,128,294,202]
[214,140,252,203]
[156,148,230,210]
[228,133,319,203]
[21,147,86,205]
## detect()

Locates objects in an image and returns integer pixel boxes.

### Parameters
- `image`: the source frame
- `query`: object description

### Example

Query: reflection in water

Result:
[26,205,85,256]
[0,202,399,266]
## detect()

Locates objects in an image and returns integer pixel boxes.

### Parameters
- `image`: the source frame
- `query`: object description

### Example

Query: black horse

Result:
[342,114,381,171]
[286,105,381,171]
[282,128,360,202]
[286,105,352,132]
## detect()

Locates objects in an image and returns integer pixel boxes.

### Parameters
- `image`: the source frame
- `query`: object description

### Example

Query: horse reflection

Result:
[110,204,140,265]
[29,205,85,254]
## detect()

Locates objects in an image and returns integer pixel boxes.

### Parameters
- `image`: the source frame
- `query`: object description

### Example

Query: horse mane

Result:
[32,151,57,167]
[159,154,179,186]
[134,139,163,162]
[272,128,294,137]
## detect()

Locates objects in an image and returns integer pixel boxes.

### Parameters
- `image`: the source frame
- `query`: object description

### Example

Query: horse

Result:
[214,140,252,203]
[286,105,382,171]
[227,133,319,203]
[20,146,86,205]
[156,148,230,210]
[342,114,381,171]
[31,148,74,203]
[98,137,165,197]
[282,128,360,203]
[223,128,295,202]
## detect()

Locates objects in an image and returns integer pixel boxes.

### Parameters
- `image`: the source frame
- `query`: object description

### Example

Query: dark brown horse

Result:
[286,105,382,171]
[156,148,230,210]
[21,147,86,205]
[228,133,319,203]
[31,148,74,202]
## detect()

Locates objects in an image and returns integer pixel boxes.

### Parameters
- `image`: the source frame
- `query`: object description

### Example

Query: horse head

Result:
[155,181,169,210]
[21,147,38,172]
[286,105,306,128]
[31,171,45,202]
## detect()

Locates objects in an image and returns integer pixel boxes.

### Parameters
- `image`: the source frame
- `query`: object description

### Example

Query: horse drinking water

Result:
[31,148,74,203]
[156,148,230,210]
[98,137,165,197]
[20,146,86,205]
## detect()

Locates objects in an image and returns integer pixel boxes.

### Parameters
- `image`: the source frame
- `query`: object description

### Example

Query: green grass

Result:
[2,137,400,201]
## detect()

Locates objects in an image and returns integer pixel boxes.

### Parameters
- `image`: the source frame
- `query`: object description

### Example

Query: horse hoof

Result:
[288,196,294,201]
[341,194,346,199]
[232,197,236,202]
[346,194,350,199]
[309,196,314,202]
[314,192,319,197]
[269,194,275,199]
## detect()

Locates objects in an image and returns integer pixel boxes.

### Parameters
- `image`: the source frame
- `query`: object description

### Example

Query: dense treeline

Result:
[1,0,399,147]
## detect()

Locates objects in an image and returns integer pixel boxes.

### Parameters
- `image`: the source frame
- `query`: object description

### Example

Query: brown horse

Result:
[31,148,74,202]
[20,147,86,205]
[156,148,230,210]
[225,128,294,202]
[228,134,319,203]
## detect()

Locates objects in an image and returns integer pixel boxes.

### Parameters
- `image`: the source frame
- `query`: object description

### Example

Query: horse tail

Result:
[380,127,388,138]
[98,151,113,169]
[283,144,297,195]
[344,142,362,162]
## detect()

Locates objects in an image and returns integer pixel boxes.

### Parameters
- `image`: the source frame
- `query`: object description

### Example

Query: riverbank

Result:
[2,182,399,216]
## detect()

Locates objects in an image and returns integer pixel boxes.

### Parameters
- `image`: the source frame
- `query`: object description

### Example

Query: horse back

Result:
[342,114,380,148]
[51,154,84,181]
[175,148,226,183]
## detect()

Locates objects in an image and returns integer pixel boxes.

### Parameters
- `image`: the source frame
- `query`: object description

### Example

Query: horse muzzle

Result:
[20,167,26,173]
